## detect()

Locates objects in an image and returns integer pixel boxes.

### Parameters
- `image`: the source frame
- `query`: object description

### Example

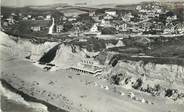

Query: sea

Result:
[0,80,66,112]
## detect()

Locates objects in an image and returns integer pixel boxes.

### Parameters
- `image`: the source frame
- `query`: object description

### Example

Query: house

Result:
[141,21,152,31]
[139,14,149,20]
[6,16,14,24]
[163,23,175,34]
[92,14,104,22]
[166,15,177,22]
[62,17,67,21]
[31,26,41,32]
[84,23,101,36]
[120,23,128,31]
[0,15,3,18]
[68,17,77,21]
[11,13,16,16]
[105,10,117,16]
[18,13,22,17]
[29,20,50,32]
[37,16,44,20]
[56,25,64,33]
[136,5,142,11]
[90,23,99,32]
[175,23,184,34]
[122,12,134,22]
[45,15,51,20]
[100,19,111,27]
[32,18,36,20]
[3,21,8,26]
[115,23,128,32]
[22,17,28,20]
[89,10,95,17]
[104,14,113,20]
[27,15,32,19]
[79,38,87,42]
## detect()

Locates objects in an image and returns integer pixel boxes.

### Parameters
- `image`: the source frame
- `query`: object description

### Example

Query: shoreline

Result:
[0,79,68,112]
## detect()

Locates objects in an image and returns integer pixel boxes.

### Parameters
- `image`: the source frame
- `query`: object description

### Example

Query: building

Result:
[37,16,44,20]
[3,21,8,26]
[100,19,111,27]
[11,13,16,16]
[27,15,32,19]
[104,14,113,20]
[105,10,117,16]
[166,15,177,23]
[29,20,50,32]
[45,15,51,20]
[22,17,28,20]
[6,16,15,24]
[68,17,77,21]
[122,12,134,22]
[68,58,103,75]
[56,25,64,33]
[31,26,41,32]
[141,21,152,31]
[89,10,95,17]
[175,23,184,34]
[136,5,142,11]
[32,18,36,20]
[0,15,4,19]
[120,23,128,31]
[163,23,175,34]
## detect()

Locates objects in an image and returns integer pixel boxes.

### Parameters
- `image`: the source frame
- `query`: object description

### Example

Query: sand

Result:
[1,58,184,112]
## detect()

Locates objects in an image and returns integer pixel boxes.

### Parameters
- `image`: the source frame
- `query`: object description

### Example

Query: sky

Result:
[1,0,183,7]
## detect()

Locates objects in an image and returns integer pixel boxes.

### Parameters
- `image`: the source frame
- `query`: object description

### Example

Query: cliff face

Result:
[0,31,101,70]
[108,60,184,92]
[0,31,58,62]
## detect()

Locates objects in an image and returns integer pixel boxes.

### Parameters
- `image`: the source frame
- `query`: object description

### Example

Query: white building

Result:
[90,23,99,32]
[23,17,28,20]
[89,11,95,17]
[176,23,184,34]
[163,23,175,34]
[6,17,15,24]
[11,13,16,16]
[120,23,128,31]
[27,15,32,18]
[45,15,51,20]
[100,19,111,27]
[105,10,117,16]
[166,15,177,22]
[136,5,142,11]
[31,26,41,32]
[122,13,134,22]
[104,14,113,20]
[56,25,63,33]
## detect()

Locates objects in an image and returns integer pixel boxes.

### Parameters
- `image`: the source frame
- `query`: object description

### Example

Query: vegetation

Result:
[110,74,124,85]
[101,27,117,35]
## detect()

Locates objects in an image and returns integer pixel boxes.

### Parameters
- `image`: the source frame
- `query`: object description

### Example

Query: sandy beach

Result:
[1,58,184,112]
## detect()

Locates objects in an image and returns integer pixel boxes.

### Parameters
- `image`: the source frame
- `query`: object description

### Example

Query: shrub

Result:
[132,78,143,89]
[101,27,117,35]
[111,73,124,85]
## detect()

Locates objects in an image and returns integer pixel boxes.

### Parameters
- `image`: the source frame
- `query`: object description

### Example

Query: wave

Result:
[0,80,49,112]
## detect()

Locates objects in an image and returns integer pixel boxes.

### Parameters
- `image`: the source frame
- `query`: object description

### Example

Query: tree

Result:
[63,22,73,32]
[101,27,117,35]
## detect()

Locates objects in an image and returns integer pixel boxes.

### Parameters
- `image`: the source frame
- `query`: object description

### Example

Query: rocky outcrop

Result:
[0,31,58,62]
[107,60,184,103]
